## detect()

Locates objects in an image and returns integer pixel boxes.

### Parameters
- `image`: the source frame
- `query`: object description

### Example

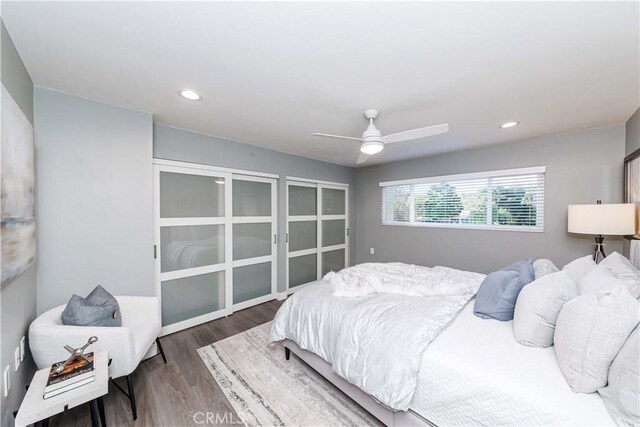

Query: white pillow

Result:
[513,271,577,347]
[599,252,640,299]
[562,255,596,283]
[554,285,639,393]
[577,264,625,295]
[599,327,640,427]
[533,259,560,280]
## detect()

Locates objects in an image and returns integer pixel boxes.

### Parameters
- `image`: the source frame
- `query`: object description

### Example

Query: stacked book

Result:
[43,352,95,399]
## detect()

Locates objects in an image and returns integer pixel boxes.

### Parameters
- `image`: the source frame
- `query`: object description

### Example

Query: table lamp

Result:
[568,201,636,263]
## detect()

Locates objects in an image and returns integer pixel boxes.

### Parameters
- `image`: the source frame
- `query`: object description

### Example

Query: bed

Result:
[269,263,615,427]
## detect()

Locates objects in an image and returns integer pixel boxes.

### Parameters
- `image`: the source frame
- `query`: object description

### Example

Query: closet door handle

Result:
[285,233,289,243]
[274,234,277,244]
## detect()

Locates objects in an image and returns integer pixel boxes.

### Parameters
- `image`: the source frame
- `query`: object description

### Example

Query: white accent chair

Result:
[29,296,166,420]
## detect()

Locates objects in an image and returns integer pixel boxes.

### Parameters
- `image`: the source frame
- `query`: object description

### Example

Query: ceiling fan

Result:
[312,109,449,165]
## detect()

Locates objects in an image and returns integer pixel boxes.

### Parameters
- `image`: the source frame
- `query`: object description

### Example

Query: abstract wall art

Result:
[1,84,35,288]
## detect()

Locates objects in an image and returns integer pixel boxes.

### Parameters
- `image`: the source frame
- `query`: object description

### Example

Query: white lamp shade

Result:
[568,203,636,235]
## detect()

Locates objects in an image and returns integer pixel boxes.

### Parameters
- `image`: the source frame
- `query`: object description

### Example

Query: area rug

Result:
[198,322,379,427]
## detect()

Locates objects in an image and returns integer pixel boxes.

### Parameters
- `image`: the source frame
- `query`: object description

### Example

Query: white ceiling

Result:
[3,1,639,167]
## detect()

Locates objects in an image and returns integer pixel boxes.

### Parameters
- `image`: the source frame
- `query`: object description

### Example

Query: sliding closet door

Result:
[231,175,277,310]
[155,165,232,335]
[319,185,349,276]
[286,182,318,289]
[286,180,349,292]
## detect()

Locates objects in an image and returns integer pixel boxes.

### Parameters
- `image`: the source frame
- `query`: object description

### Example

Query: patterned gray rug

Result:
[198,322,379,427]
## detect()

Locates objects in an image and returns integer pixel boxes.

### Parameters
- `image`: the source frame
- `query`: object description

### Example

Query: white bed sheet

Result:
[410,303,614,426]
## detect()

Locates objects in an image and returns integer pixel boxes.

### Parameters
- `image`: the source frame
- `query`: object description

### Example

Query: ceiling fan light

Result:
[360,140,384,155]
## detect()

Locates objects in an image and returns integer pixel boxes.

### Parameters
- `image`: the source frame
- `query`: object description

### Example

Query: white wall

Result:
[34,88,154,313]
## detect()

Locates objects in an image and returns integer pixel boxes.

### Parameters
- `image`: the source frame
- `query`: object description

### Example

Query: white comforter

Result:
[268,262,485,410]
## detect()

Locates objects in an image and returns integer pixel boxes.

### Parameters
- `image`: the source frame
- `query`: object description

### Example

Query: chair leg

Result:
[285,347,290,361]
[156,338,167,364]
[126,375,137,421]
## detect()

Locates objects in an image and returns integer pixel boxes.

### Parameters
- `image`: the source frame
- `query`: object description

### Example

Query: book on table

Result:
[43,352,95,399]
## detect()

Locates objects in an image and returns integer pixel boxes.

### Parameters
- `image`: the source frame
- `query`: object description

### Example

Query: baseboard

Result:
[276,292,288,301]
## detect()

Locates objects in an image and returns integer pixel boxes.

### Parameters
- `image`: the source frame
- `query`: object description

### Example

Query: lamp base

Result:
[593,235,606,264]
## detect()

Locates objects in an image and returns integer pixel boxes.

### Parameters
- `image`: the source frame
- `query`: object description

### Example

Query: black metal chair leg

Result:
[97,396,107,427]
[126,375,137,421]
[89,399,101,427]
[156,338,167,364]
[285,347,290,360]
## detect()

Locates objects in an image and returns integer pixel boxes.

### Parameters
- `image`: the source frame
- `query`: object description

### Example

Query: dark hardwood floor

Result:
[48,300,283,427]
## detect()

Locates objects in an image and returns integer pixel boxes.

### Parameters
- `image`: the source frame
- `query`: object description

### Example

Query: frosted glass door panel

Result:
[161,271,225,326]
[233,262,271,304]
[288,186,317,215]
[289,221,317,252]
[233,223,271,260]
[322,219,345,247]
[160,225,224,272]
[322,249,345,276]
[233,180,271,216]
[289,254,317,288]
[160,172,225,218]
[322,188,346,215]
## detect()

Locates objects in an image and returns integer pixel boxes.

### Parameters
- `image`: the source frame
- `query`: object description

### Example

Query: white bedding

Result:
[269,263,485,411]
[411,303,615,426]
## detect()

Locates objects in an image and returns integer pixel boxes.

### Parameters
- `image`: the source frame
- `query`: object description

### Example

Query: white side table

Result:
[15,351,109,427]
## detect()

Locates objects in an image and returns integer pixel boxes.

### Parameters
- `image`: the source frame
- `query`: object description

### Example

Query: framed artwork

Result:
[1,85,36,288]
[624,147,640,239]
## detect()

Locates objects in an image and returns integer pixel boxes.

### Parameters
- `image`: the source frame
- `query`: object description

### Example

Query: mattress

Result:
[410,303,615,426]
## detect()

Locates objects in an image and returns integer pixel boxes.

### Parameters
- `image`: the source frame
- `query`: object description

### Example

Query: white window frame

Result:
[380,166,545,233]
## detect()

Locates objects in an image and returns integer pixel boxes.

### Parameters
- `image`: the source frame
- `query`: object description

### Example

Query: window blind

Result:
[381,167,545,232]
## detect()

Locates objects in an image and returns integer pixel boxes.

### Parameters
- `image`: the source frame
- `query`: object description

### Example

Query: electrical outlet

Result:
[20,337,25,361]
[370,247,375,255]
[14,347,20,371]
[3,365,10,397]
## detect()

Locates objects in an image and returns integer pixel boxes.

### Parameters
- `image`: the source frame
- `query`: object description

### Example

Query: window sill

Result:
[381,221,544,233]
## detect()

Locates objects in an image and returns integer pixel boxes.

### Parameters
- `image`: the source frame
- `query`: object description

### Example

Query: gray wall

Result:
[355,125,626,273]
[1,20,37,427]
[626,108,639,156]
[154,124,356,292]
[34,88,154,313]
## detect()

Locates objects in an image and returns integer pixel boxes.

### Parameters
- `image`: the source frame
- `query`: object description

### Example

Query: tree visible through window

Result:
[381,168,544,231]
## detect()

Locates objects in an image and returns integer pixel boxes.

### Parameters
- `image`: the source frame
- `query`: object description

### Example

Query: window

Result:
[381,167,545,232]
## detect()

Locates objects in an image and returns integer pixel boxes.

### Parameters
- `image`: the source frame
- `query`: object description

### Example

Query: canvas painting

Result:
[1,84,36,288]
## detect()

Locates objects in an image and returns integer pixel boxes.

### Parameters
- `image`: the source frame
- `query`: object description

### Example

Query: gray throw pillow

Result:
[599,327,640,427]
[473,258,535,321]
[61,285,122,327]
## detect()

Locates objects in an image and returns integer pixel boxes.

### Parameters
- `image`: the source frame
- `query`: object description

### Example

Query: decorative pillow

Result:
[554,285,639,393]
[577,264,625,295]
[533,259,560,280]
[513,271,577,347]
[473,258,535,321]
[599,252,640,299]
[61,285,122,327]
[599,327,640,427]
[561,255,596,283]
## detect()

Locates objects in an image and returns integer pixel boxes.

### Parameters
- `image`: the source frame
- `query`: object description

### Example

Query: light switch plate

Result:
[3,365,9,397]
[14,347,20,371]
[370,247,375,255]
[20,337,25,361]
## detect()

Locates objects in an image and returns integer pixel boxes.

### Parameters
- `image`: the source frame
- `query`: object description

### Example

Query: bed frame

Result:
[283,339,436,427]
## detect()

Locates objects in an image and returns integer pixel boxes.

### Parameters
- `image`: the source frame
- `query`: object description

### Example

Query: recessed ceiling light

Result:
[179,89,201,101]
[500,121,520,129]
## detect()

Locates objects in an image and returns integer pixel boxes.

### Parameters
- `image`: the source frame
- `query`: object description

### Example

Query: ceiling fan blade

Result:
[356,152,370,165]
[312,133,363,142]
[382,123,449,144]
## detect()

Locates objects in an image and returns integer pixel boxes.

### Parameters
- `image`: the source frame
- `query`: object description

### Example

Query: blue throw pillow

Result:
[473,258,534,321]
[61,285,122,327]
